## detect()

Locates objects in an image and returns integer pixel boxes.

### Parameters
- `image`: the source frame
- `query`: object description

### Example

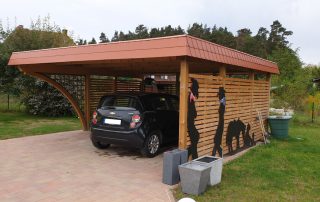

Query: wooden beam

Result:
[178,58,189,149]
[27,72,88,130]
[85,74,91,130]
[19,63,181,75]
[219,66,226,77]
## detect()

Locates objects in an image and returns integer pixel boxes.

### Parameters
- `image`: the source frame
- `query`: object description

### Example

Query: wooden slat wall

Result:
[187,74,270,157]
[116,78,142,92]
[89,76,142,116]
[89,76,115,116]
[158,84,177,95]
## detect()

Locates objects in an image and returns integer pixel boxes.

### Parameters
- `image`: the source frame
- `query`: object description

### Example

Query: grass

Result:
[0,94,25,112]
[174,113,320,201]
[0,112,81,140]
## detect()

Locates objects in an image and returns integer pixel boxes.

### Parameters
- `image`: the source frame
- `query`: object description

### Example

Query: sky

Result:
[0,0,319,65]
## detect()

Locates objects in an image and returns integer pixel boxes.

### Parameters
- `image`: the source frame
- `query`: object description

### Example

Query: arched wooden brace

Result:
[27,72,88,130]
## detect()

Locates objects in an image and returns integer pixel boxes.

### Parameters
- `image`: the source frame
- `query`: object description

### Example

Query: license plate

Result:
[104,119,121,125]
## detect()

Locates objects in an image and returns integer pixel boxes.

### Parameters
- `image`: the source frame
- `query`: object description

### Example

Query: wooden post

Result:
[219,66,226,78]
[249,72,255,126]
[178,59,189,149]
[85,74,91,130]
[219,66,226,89]
[266,73,271,116]
[175,72,180,96]
[266,73,271,81]
[249,72,254,80]
[114,76,118,93]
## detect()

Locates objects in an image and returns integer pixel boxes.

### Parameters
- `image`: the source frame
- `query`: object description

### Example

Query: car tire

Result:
[91,138,110,149]
[140,131,161,158]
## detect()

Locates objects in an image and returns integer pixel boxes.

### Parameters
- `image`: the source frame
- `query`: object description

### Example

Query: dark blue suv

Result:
[90,93,179,157]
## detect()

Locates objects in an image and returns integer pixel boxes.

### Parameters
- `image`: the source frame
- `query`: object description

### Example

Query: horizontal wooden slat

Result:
[186,73,269,157]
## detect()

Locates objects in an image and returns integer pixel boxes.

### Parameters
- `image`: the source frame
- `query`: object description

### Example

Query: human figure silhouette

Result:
[187,78,199,160]
[212,87,226,157]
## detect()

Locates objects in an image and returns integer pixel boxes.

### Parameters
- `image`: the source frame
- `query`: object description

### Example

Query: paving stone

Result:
[0,131,173,202]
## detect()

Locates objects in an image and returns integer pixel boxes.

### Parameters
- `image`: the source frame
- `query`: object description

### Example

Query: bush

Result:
[21,80,74,117]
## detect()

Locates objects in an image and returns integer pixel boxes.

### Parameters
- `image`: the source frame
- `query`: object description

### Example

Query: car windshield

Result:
[100,96,139,109]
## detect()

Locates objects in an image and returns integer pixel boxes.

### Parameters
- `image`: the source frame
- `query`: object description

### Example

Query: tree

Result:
[268,20,293,52]
[235,28,252,51]
[135,25,149,39]
[149,27,161,38]
[111,31,120,41]
[0,16,75,115]
[210,26,236,49]
[187,23,211,41]
[254,27,269,58]
[268,48,305,109]
[76,38,87,45]
[88,37,97,44]
[99,32,109,43]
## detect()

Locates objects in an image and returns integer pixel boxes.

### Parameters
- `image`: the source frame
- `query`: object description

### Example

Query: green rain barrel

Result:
[268,116,292,138]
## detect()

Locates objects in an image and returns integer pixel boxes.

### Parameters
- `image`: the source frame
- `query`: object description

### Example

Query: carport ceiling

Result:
[9,35,279,75]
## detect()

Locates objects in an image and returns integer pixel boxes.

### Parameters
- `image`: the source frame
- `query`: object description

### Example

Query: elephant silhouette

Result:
[226,119,246,153]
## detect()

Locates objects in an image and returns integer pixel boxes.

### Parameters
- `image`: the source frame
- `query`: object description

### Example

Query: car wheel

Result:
[141,131,161,158]
[91,138,110,149]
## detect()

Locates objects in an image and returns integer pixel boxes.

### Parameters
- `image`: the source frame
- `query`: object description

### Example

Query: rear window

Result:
[100,96,140,109]
[142,95,169,111]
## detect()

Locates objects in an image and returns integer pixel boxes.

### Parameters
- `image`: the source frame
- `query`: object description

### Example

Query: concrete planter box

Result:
[162,149,188,185]
[192,156,223,186]
[178,161,211,195]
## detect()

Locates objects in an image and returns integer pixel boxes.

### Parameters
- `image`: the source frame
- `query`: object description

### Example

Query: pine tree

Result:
[135,25,148,39]
[111,31,119,41]
[88,37,97,44]
[76,39,87,45]
[99,32,109,43]
[268,20,293,52]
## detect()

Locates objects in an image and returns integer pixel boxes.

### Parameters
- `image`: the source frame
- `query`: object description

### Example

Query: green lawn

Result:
[0,94,25,112]
[174,113,320,201]
[0,112,81,140]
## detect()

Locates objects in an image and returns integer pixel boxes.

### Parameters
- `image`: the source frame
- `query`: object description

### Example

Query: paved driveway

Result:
[0,131,175,202]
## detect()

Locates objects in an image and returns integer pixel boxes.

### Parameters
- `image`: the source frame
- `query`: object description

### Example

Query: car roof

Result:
[101,92,178,98]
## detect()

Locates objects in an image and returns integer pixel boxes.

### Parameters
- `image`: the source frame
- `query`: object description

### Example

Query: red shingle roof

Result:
[8,35,279,74]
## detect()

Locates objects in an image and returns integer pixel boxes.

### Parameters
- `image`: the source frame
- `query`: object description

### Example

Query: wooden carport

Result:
[9,35,279,156]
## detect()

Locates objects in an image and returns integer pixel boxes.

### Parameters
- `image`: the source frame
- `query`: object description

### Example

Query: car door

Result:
[148,95,176,143]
